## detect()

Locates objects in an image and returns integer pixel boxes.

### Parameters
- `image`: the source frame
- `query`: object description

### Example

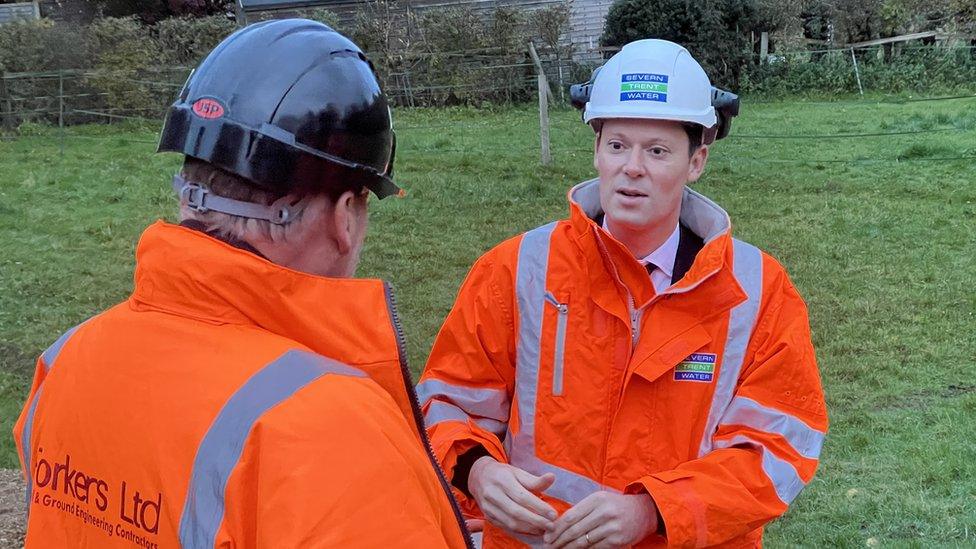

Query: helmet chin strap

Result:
[172,174,305,225]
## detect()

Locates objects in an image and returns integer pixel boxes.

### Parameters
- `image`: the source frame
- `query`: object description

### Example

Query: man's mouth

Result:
[617,188,647,198]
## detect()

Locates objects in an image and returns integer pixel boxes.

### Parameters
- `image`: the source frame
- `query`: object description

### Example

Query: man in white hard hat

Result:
[418,39,828,548]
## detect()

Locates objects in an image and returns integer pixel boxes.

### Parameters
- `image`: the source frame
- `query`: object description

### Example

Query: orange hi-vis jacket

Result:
[13,221,472,549]
[419,180,828,548]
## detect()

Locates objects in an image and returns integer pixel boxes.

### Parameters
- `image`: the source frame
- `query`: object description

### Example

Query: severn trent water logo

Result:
[674,352,716,382]
[620,73,669,103]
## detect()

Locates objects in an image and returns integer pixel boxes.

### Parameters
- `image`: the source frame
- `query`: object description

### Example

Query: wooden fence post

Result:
[538,73,551,166]
[528,41,554,104]
[849,47,864,96]
[0,73,12,132]
[59,70,65,156]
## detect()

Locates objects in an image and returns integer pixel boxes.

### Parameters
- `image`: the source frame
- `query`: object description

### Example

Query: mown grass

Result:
[1,95,975,546]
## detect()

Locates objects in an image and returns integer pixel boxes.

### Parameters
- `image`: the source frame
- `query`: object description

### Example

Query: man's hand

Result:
[543,492,658,548]
[468,456,558,537]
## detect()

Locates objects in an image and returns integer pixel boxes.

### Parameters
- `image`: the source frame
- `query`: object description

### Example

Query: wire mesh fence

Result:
[1,45,974,167]
[740,43,976,97]
[0,47,578,129]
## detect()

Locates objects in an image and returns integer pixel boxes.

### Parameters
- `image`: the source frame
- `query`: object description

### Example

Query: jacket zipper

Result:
[383,282,475,549]
[544,292,569,396]
[628,296,641,348]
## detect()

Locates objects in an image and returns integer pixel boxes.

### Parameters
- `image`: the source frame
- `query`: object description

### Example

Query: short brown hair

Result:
[682,123,703,154]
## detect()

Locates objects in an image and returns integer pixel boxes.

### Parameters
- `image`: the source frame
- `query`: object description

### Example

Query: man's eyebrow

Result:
[605,133,673,146]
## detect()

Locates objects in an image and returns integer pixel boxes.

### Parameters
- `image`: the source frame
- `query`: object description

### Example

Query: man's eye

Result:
[609,142,624,150]
[649,147,667,155]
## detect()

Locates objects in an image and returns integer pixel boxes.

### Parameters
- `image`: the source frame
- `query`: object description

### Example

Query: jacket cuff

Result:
[429,422,508,510]
[451,445,492,497]
[627,472,703,548]
[430,421,507,469]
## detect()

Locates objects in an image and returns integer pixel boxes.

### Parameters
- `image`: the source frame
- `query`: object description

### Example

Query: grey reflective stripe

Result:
[41,324,81,372]
[694,242,810,505]
[713,434,806,505]
[505,443,610,504]
[415,379,510,421]
[178,350,366,548]
[509,222,617,508]
[22,386,44,509]
[425,400,507,436]
[697,239,764,457]
[25,323,84,511]
[720,396,825,459]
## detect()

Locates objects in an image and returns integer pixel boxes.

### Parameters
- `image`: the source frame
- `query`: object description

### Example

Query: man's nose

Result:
[622,149,645,178]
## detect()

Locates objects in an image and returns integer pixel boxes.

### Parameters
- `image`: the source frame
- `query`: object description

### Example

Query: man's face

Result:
[594,118,708,233]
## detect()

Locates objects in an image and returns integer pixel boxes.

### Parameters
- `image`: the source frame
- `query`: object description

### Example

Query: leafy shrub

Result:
[740,47,976,97]
[85,17,162,115]
[531,3,571,59]
[155,15,237,66]
[414,6,536,105]
[298,8,342,29]
[489,6,527,52]
[601,0,758,89]
[422,6,486,52]
[0,20,91,127]
[0,19,88,73]
[352,0,418,71]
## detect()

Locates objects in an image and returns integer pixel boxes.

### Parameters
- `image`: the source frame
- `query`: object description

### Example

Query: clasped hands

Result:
[467,456,658,548]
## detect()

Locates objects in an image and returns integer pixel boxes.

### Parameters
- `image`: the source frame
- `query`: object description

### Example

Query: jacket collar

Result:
[567,180,749,384]
[566,178,738,308]
[128,222,418,422]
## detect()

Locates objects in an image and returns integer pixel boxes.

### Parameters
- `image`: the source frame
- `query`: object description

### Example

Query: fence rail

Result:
[2,42,975,171]
[4,41,974,132]
[0,53,577,129]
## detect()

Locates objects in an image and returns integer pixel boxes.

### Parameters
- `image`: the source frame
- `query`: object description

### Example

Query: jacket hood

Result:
[568,178,732,243]
[566,179,737,305]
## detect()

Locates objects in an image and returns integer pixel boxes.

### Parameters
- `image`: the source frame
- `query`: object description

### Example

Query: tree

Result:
[601,0,760,89]
[98,0,169,22]
[166,0,232,17]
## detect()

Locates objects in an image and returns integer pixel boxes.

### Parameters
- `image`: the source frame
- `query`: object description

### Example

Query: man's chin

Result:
[605,212,655,234]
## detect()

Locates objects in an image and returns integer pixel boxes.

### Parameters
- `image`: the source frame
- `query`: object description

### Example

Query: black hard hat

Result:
[157,19,400,199]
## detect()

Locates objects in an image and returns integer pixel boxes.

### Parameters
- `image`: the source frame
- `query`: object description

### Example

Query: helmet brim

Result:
[584,104,717,129]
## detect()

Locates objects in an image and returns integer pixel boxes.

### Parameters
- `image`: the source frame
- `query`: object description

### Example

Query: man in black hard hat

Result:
[13,19,472,548]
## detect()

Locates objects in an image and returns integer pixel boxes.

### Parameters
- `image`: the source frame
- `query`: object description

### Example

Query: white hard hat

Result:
[583,39,717,131]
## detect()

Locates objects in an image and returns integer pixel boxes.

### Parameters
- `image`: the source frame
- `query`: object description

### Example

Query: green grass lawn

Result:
[1,96,975,545]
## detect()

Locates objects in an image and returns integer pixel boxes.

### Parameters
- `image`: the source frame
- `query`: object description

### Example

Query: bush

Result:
[352,0,417,71]
[601,0,758,89]
[85,17,161,116]
[155,15,237,66]
[415,6,537,105]
[489,6,527,52]
[0,19,88,73]
[531,3,571,57]
[740,47,976,97]
[350,3,536,106]
[298,8,342,29]
[0,20,91,128]
[422,6,487,52]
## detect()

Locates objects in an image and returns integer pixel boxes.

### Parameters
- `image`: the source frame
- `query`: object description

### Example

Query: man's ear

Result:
[330,190,359,255]
[687,145,709,184]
